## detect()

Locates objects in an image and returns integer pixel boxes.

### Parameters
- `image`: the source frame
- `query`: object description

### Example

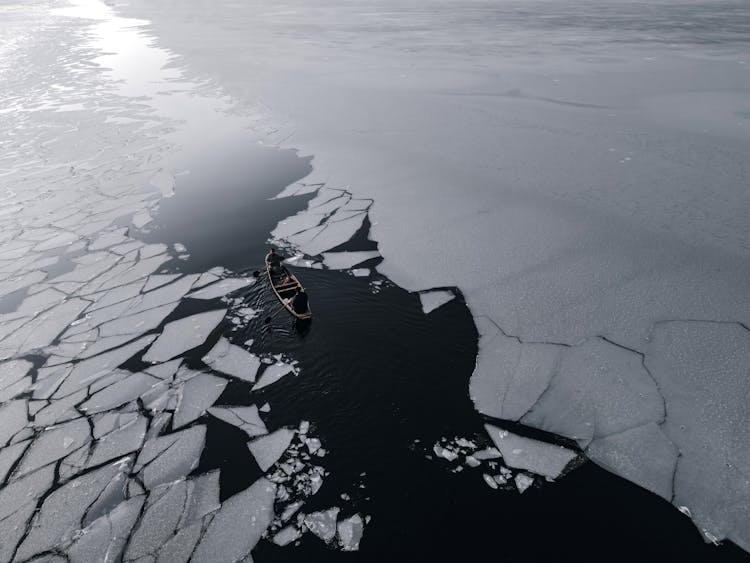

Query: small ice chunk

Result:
[202,337,259,382]
[208,405,268,438]
[143,310,227,363]
[433,444,459,462]
[337,514,364,551]
[351,268,370,277]
[189,278,253,300]
[515,473,535,493]
[473,447,502,461]
[273,525,303,546]
[259,402,271,413]
[321,251,380,270]
[418,290,455,314]
[191,478,276,563]
[483,473,498,489]
[304,507,340,542]
[465,456,481,468]
[174,374,228,428]
[485,425,578,480]
[248,428,295,472]
[253,362,295,391]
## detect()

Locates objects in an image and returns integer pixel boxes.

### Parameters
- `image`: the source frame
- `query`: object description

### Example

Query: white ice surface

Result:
[248,427,295,472]
[337,514,364,551]
[202,337,259,382]
[418,290,454,315]
[188,278,253,299]
[135,425,207,488]
[143,309,226,363]
[321,251,380,270]
[304,507,340,542]
[485,425,578,480]
[191,477,276,563]
[208,405,268,438]
[174,373,228,428]
[253,362,295,391]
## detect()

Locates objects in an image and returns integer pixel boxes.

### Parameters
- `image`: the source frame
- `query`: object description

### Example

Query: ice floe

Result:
[248,428,296,472]
[188,277,253,300]
[143,309,226,363]
[321,250,380,270]
[171,374,226,428]
[304,507,340,542]
[191,477,276,562]
[418,290,455,314]
[208,405,268,438]
[201,337,259,382]
[337,514,364,551]
[253,361,296,391]
[135,425,207,488]
[485,425,578,480]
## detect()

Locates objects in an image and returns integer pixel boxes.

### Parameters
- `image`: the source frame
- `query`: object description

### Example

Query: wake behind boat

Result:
[266,250,312,320]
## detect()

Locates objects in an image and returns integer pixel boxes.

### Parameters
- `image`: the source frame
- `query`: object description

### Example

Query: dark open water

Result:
[134,140,748,562]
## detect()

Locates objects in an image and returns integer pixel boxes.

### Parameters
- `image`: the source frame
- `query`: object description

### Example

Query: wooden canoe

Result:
[266,259,312,320]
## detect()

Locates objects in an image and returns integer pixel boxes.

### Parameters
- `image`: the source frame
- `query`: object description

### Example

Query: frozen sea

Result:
[1,0,749,560]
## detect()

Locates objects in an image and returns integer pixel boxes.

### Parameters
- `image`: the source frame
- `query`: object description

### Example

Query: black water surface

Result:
[138,142,313,272]
[134,141,748,562]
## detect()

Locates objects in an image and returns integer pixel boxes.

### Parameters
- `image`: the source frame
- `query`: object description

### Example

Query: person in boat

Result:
[292,288,309,314]
[266,247,283,273]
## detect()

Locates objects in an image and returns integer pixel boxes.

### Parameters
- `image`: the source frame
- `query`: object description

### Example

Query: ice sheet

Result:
[337,514,364,551]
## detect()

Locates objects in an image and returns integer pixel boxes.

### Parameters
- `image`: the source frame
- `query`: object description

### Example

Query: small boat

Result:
[266,258,312,320]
